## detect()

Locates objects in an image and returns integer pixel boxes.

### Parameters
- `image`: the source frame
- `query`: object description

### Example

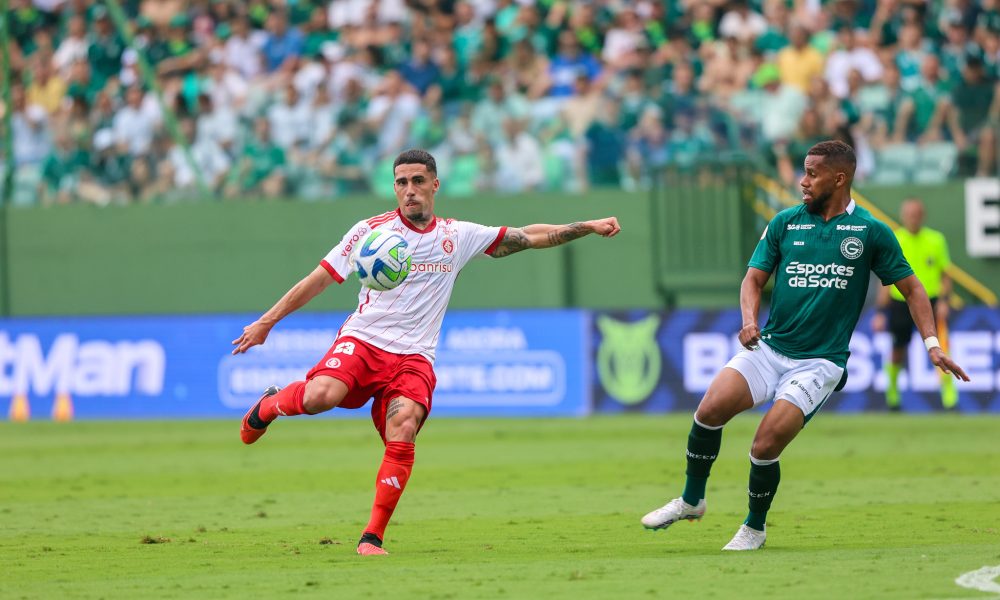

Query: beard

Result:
[804,190,833,214]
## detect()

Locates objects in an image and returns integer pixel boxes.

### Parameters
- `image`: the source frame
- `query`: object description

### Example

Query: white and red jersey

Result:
[319,209,506,362]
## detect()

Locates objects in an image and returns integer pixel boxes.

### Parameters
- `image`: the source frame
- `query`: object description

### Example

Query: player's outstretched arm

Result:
[894,274,970,381]
[490,217,621,258]
[231,266,336,355]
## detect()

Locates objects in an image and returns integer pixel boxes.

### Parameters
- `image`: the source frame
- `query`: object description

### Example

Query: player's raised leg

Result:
[240,376,348,444]
[723,398,803,551]
[641,367,754,530]
[358,396,426,556]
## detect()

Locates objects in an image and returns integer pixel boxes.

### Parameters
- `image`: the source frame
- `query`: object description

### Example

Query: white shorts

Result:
[724,341,844,423]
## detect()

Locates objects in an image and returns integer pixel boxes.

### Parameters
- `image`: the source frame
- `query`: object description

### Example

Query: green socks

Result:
[744,456,780,532]
[887,362,959,410]
[941,374,957,409]
[886,363,902,408]
[682,419,723,506]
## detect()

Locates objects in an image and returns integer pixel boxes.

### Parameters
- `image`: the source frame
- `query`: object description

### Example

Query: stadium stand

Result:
[1,0,998,205]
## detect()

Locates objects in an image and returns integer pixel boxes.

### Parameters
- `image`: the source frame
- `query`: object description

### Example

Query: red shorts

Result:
[306,336,436,441]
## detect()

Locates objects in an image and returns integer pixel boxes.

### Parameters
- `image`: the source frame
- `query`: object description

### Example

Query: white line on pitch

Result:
[956,565,1000,595]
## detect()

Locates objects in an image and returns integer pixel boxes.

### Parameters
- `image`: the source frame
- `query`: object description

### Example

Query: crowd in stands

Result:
[2,0,999,205]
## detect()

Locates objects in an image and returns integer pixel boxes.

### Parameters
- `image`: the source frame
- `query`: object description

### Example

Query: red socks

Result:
[363,441,415,541]
[259,381,307,422]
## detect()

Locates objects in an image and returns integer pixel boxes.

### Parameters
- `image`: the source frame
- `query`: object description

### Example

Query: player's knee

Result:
[303,378,344,414]
[385,418,419,442]
[384,401,425,442]
[750,435,781,461]
[694,406,728,428]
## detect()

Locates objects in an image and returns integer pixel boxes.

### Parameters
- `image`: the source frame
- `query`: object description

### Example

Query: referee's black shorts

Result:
[887,297,942,350]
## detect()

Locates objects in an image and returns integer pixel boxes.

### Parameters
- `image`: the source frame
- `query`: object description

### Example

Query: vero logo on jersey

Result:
[785,261,856,289]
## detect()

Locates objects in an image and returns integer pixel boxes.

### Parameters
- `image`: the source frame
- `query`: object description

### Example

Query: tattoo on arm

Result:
[385,398,403,421]
[545,222,587,246]
[492,228,532,258]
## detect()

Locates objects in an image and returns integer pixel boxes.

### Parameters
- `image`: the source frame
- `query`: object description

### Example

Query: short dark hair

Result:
[807,140,856,176]
[393,149,437,175]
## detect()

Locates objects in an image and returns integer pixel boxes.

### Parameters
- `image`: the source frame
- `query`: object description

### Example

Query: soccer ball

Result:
[354,230,412,291]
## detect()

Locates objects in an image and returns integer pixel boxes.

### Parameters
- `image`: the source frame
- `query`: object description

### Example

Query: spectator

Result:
[13,101,53,168]
[223,16,264,79]
[625,106,669,188]
[166,119,230,192]
[267,84,312,151]
[113,86,161,158]
[757,63,808,142]
[494,118,544,192]
[399,39,441,98]
[472,78,530,147]
[366,70,422,159]
[825,26,884,98]
[10,0,1000,202]
[39,129,87,205]
[945,56,1000,175]
[777,24,825,94]
[25,59,67,115]
[545,30,602,98]
[718,0,768,43]
[86,7,125,89]
[53,15,89,77]
[261,10,303,73]
[895,23,932,91]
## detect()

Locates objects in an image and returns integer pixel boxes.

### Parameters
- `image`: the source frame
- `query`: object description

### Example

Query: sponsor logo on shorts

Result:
[840,236,864,260]
[747,490,772,498]
[325,357,342,369]
[790,379,814,403]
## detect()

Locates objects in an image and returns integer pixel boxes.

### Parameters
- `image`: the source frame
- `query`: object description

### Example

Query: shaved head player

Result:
[232,149,621,555]
[640,141,969,550]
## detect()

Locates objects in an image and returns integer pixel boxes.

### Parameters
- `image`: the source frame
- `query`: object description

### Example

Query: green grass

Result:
[2,415,999,599]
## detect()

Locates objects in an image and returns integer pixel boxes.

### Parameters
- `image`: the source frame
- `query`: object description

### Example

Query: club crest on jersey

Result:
[840,236,864,260]
[325,357,342,369]
[442,238,455,254]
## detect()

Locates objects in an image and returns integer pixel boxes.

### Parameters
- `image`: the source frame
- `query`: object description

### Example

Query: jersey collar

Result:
[846,198,856,214]
[396,209,437,234]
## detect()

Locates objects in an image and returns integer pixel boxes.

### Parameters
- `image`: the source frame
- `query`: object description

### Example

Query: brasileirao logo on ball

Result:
[354,230,413,291]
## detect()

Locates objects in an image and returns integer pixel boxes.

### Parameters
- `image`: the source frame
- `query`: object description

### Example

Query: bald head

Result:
[900,198,925,234]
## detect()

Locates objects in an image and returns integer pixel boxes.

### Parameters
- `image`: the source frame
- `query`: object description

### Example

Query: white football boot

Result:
[722,524,766,550]
[641,497,706,530]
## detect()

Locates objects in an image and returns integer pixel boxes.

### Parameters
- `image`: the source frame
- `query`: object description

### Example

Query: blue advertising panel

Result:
[592,307,1000,414]
[0,310,589,420]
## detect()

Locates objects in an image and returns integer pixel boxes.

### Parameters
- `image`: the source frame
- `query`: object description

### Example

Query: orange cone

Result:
[52,392,74,422]
[9,393,30,422]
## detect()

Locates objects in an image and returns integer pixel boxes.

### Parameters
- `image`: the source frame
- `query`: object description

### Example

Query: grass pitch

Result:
[2,414,999,599]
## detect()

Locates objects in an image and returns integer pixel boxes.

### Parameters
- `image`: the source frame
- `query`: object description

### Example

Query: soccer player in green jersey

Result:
[871,199,957,411]
[640,141,970,550]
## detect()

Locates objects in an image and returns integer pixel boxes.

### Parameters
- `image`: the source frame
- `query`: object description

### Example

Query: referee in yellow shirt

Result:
[872,198,957,411]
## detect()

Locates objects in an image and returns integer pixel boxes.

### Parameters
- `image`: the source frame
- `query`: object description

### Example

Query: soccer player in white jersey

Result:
[232,149,621,556]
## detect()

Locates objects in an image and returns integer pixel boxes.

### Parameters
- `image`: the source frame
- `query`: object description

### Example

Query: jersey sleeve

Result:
[454,221,506,267]
[747,213,782,273]
[871,221,914,285]
[319,219,370,283]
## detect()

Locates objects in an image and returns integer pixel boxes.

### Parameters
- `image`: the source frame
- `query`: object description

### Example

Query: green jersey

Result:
[749,200,913,367]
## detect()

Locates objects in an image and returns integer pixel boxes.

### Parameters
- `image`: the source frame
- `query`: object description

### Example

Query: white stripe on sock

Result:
[749,454,779,466]
[693,415,724,430]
